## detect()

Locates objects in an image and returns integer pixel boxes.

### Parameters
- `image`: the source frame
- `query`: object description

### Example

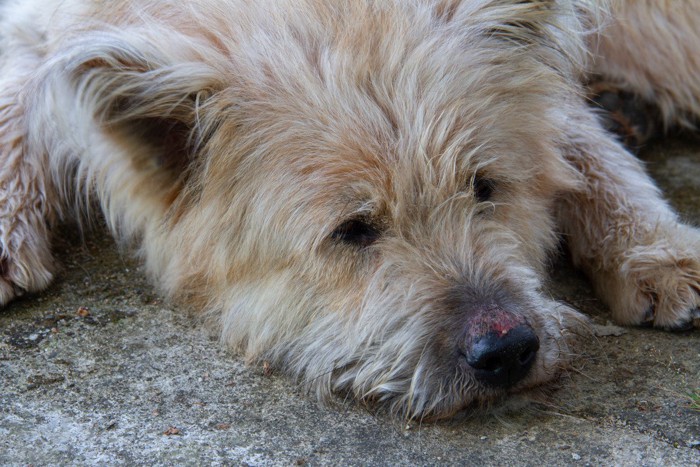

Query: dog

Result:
[1,0,699,420]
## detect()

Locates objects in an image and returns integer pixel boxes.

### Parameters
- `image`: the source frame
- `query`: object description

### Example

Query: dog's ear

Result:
[481,0,564,46]
[63,29,227,189]
[440,0,592,74]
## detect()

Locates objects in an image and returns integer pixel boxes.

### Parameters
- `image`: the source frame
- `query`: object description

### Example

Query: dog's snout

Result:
[465,324,540,388]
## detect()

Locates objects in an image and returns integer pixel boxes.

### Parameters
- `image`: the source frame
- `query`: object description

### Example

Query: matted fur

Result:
[0,0,698,419]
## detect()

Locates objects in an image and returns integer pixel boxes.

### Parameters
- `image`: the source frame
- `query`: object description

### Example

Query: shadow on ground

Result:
[1,136,699,465]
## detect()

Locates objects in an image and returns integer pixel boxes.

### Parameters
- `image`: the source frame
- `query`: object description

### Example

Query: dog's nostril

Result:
[465,324,540,388]
[518,347,537,366]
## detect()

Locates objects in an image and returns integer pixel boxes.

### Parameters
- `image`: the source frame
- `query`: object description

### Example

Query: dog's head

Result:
[45,0,596,419]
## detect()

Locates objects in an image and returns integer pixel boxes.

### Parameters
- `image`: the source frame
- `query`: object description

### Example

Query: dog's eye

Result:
[473,177,495,202]
[331,219,381,248]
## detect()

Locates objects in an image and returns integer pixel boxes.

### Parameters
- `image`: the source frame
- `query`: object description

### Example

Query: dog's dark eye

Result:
[331,219,381,248]
[473,177,495,202]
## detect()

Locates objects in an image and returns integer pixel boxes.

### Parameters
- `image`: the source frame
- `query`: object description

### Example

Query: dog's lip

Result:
[427,382,551,421]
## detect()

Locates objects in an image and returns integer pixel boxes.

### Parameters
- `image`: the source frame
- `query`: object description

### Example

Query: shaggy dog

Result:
[0,0,698,419]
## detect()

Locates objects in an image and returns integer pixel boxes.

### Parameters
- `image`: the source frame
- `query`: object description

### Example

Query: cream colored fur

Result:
[0,0,698,419]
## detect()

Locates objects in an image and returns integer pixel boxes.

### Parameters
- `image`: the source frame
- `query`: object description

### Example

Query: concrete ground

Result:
[1,135,699,466]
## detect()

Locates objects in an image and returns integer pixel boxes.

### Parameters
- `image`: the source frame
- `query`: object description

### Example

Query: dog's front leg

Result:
[556,110,700,330]
[0,49,57,306]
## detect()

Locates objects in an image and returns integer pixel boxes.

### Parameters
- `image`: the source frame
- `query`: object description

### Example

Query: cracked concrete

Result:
[1,135,699,465]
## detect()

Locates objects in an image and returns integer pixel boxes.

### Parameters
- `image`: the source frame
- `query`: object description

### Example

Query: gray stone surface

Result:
[1,135,700,465]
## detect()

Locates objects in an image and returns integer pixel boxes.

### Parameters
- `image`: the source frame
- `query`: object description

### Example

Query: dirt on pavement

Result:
[1,135,699,465]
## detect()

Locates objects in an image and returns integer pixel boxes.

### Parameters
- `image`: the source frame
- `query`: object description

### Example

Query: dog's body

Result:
[1,0,699,419]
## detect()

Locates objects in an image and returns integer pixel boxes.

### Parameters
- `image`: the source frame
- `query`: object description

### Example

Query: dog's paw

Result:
[0,243,54,307]
[602,225,700,330]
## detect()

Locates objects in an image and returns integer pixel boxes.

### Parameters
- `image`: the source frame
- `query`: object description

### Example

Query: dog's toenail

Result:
[638,306,655,327]
[643,306,654,320]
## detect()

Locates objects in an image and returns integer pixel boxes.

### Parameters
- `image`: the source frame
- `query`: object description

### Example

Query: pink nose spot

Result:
[467,306,526,337]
